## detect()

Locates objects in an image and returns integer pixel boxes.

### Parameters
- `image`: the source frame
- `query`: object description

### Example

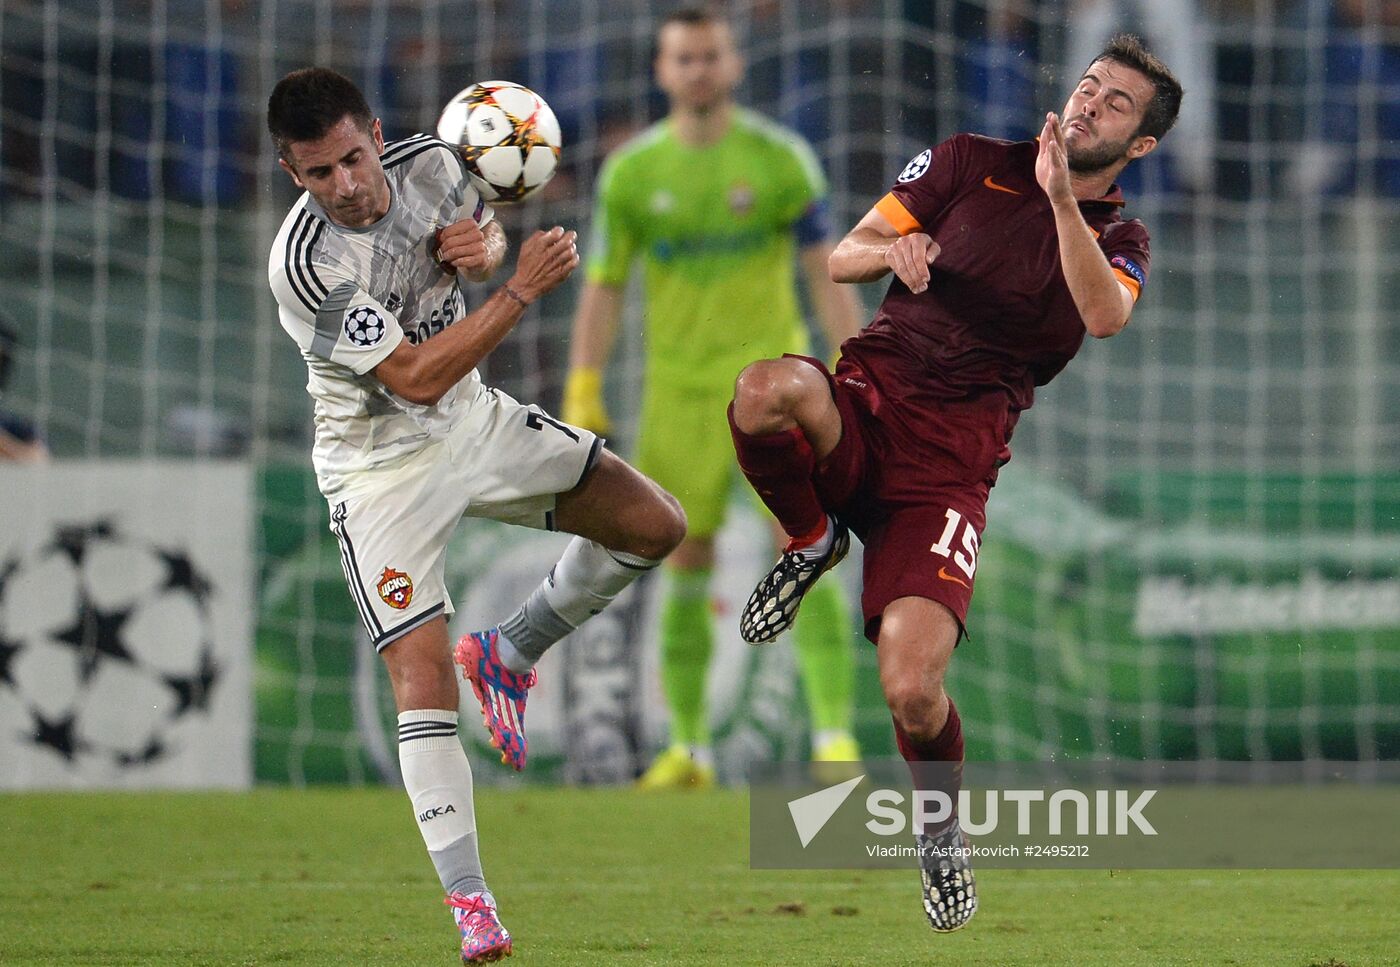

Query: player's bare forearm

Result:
[438,219,508,284]
[375,288,529,404]
[1050,199,1132,338]
[801,243,863,345]
[1036,112,1131,338]
[831,207,939,292]
[477,220,510,281]
[829,227,897,283]
[461,220,508,283]
[568,281,624,370]
[377,228,578,404]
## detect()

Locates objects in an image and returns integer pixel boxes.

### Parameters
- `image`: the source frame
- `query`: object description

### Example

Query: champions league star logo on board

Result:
[0,521,219,767]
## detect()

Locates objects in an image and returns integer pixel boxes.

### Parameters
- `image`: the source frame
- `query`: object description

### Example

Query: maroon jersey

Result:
[841,134,1150,416]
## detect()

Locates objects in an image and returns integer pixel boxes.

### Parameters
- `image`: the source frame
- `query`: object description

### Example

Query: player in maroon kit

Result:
[728,35,1182,931]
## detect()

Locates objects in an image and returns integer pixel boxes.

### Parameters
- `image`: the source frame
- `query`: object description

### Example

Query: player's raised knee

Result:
[646,489,688,559]
[731,357,818,434]
[613,481,686,561]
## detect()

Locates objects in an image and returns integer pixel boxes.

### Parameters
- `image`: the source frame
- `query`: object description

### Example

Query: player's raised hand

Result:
[436,218,489,275]
[1035,113,1073,205]
[884,232,940,294]
[508,227,580,302]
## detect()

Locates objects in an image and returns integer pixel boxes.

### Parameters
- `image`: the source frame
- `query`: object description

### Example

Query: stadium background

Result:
[1,0,1397,791]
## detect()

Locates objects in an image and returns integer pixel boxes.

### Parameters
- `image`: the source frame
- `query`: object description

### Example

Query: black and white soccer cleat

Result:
[917,821,978,932]
[739,517,849,644]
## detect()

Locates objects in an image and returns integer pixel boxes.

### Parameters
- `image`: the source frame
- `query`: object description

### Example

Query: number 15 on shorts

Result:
[930,508,980,583]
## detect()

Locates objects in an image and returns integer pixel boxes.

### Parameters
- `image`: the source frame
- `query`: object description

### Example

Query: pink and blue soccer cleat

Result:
[454,628,536,771]
[446,891,512,963]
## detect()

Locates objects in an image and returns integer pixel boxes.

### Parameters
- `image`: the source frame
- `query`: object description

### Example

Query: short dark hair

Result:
[659,4,725,34]
[654,5,731,62]
[266,67,373,162]
[1090,34,1183,141]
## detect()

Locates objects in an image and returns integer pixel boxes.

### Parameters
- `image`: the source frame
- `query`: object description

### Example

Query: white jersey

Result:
[268,134,496,496]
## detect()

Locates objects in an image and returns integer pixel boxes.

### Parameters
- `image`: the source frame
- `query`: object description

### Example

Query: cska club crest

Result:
[377,567,414,610]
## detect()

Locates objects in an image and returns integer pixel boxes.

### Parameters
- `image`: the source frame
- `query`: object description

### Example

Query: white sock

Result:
[398,709,487,898]
[792,515,835,562]
[497,537,660,673]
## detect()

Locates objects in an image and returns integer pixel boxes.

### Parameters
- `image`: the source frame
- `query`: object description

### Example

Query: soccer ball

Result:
[436,81,561,203]
[0,521,219,768]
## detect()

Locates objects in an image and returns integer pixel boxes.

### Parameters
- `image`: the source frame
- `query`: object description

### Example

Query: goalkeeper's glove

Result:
[562,366,611,435]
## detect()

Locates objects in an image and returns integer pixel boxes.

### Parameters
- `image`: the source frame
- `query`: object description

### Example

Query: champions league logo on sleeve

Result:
[898,149,932,184]
[344,305,387,347]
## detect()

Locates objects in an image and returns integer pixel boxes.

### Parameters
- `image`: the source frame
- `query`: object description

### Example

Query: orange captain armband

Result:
[875,193,922,236]
[1113,269,1142,302]
[1108,272,1142,302]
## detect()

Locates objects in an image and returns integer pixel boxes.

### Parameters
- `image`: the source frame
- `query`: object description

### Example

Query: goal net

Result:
[1,0,1396,784]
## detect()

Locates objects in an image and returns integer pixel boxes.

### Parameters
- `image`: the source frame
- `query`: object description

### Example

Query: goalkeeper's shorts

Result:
[635,381,739,540]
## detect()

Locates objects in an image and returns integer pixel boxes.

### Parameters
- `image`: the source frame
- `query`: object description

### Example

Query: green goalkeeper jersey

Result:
[585,108,832,390]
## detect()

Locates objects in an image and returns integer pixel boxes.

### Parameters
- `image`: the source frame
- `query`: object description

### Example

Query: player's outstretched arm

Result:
[800,242,864,350]
[829,206,940,293]
[1036,113,1134,338]
[437,219,508,283]
[561,281,624,434]
[375,227,579,405]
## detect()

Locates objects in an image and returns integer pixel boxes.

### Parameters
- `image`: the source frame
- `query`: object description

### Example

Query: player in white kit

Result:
[266,68,685,963]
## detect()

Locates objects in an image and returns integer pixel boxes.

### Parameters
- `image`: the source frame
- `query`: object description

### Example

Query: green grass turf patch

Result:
[1,788,1396,966]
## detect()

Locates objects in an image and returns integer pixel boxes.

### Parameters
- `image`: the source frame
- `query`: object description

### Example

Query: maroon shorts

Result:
[786,354,1017,644]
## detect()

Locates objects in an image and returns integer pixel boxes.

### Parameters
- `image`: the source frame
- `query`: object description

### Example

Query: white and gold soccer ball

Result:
[436,80,561,203]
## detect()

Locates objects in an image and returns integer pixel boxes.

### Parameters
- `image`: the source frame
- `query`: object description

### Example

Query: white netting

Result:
[1,0,1396,781]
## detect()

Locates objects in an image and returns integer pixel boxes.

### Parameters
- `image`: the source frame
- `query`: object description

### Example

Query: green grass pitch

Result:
[1,788,1395,966]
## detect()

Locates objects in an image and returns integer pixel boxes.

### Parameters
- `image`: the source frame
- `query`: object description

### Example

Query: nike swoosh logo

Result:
[937,566,971,589]
[983,175,1021,195]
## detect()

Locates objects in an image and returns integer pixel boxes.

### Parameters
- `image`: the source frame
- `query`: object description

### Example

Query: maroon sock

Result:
[728,403,825,540]
[893,699,964,836]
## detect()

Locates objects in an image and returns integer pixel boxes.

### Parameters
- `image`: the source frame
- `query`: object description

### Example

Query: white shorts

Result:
[327,385,601,650]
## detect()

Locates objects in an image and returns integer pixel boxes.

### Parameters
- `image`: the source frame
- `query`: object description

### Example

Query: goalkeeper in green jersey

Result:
[564,6,866,787]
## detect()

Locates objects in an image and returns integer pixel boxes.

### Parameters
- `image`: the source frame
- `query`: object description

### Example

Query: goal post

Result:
[2,0,1396,782]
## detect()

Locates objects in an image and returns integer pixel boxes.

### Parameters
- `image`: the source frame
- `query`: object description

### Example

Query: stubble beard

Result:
[1066,133,1133,174]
